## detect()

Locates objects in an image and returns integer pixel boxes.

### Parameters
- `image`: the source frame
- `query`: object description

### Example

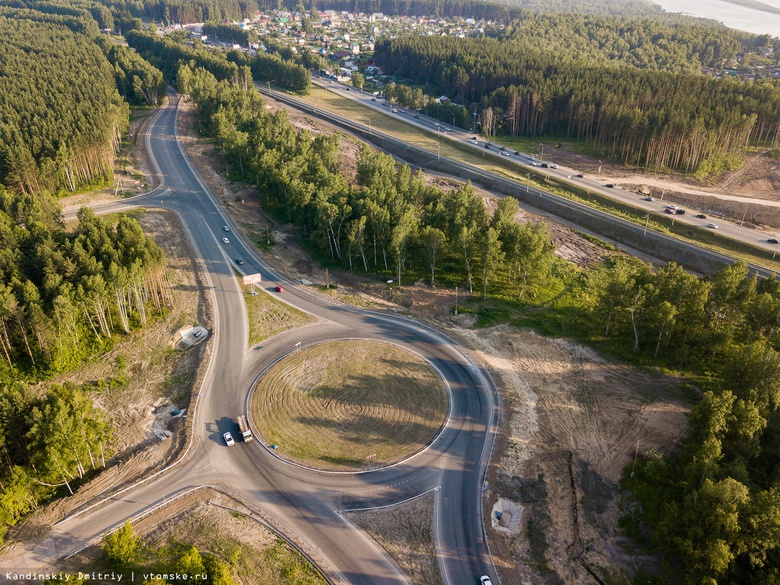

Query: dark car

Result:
[605,184,615,188]
[675,209,686,215]
[575,173,584,178]
[235,258,244,265]
[500,146,507,151]
[371,97,376,101]
[484,144,490,149]
[513,151,520,155]
[695,214,707,219]
[769,238,779,244]
[275,285,284,293]
[541,163,549,168]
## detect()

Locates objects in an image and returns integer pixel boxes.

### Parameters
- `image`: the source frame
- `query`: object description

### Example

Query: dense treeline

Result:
[0,189,170,375]
[257,0,661,19]
[0,187,169,540]
[98,0,257,24]
[202,21,255,46]
[0,12,129,194]
[496,12,778,74]
[95,36,167,105]
[0,381,115,543]
[375,35,780,173]
[127,29,310,93]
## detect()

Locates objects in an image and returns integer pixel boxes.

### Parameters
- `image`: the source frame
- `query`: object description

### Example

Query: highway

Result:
[314,76,780,258]
[0,93,500,584]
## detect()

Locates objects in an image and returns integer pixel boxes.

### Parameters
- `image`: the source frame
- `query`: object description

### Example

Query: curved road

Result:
[3,94,499,584]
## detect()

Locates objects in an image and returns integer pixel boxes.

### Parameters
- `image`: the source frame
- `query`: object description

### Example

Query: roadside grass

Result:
[239,274,316,346]
[250,340,447,470]
[347,492,443,585]
[75,502,325,585]
[298,87,780,273]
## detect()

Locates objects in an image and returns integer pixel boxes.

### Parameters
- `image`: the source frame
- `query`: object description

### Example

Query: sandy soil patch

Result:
[456,325,689,585]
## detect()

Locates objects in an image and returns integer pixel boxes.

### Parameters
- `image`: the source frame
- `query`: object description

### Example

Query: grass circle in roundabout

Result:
[250,339,448,471]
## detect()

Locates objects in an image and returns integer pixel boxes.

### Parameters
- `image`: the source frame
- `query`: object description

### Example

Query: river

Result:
[653,0,780,37]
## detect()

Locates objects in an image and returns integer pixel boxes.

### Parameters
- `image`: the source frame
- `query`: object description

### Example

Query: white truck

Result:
[237,415,253,441]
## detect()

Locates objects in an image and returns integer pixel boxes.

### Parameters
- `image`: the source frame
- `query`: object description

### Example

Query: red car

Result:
[275,285,284,293]
[664,208,675,214]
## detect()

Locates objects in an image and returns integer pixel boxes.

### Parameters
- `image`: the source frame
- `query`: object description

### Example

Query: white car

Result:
[708,223,719,229]
[222,237,230,244]
[480,577,492,585]
[550,164,558,169]
[500,151,509,156]
[469,140,479,145]
[444,127,451,132]
[223,432,235,447]
[223,225,230,232]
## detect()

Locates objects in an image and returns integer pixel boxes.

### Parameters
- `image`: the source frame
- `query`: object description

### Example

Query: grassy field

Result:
[250,340,447,470]
[240,276,316,345]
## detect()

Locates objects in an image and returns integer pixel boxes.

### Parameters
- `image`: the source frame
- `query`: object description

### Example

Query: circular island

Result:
[250,340,448,471]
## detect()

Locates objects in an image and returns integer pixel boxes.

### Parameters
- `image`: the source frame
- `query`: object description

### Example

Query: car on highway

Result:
[223,432,235,447]
[675,209,686,215]
[500,146,507,151]
[643,196,653,201]
[223,225,230,232]
[444,127,451,131]
[222,237,230,244]
[480,577,493,585]
[605,183,615,188]
[513,151,520,155]
[275,285,284,293]
[769,238,779,244]
[575,173,584,178]
[695,214,707,219]
[528,155,535,160]
[469,140,479,145]
[664,208,675,214]
[541,162,549,168]
[484,144,490,149]
[371,97,376,101]
[500,151,509,156]
[235,258,244,265]
[708,223,719,229]
[666,205,677,209]
[472,136,478,140]
[345,87,351,91]
[392,108,398,113]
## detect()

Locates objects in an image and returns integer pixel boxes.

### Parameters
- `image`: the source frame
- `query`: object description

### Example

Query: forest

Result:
[0,11,128,195]
[374,30,780,174]
[0,188,171,539]
[170,55,780,581]
[126,29,311,93]
[0,0,176,540]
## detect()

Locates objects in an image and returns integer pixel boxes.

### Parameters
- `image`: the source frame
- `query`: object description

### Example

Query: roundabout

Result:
[250,339,449,471]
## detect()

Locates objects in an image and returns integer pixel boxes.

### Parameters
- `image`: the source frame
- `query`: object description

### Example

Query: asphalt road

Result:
[1,93,499,585]
[316,77,780,256]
